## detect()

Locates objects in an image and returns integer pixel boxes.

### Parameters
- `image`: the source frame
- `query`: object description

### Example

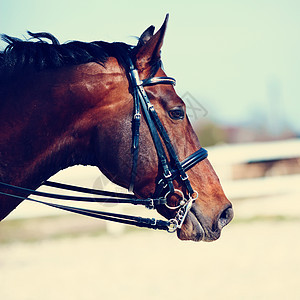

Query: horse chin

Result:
[177,211,204,242]
[177,210,221,242]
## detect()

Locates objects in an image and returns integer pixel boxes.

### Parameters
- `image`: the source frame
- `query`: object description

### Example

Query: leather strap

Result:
[142,77,176,86]
[0,181,166,206]
[0,190,169,230]
[129,64,141,192]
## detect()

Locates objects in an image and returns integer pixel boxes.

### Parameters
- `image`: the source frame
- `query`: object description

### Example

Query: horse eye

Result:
[168,108,184,120]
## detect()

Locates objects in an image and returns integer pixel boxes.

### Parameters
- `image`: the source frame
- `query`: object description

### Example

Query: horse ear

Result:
[137,25,155,47]
[135,14,169,74]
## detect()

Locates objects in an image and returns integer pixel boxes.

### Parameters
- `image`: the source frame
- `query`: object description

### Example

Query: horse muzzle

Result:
[177,202,234,242]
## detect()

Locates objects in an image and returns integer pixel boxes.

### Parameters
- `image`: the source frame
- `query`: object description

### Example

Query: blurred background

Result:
[0,1,299,299]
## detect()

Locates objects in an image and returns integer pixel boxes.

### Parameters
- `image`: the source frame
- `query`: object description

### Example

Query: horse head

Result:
[92,15,233,241]
[0,15,233,242]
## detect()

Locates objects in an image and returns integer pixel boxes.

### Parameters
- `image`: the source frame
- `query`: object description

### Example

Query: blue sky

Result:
[1,0,299,133]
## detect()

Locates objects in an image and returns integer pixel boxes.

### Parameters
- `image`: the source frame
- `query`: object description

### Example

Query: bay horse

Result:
[0,15,233,241]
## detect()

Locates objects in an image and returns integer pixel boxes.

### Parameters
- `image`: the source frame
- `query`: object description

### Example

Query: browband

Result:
[142,77,176,86]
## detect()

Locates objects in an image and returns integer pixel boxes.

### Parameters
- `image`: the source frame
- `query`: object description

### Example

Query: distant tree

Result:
[196,122,226,147]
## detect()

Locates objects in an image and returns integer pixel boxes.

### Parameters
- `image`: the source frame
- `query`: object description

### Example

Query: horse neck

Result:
[0,61,125,189]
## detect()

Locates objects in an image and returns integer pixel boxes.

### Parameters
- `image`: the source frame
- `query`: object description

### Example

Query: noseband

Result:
[0,59,208,233]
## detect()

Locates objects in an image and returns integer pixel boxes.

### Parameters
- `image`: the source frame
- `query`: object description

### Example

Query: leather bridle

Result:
[127,58,208,231]
[0,59,208,233]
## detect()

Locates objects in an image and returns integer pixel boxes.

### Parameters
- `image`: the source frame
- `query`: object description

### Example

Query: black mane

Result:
[0,31,137,80]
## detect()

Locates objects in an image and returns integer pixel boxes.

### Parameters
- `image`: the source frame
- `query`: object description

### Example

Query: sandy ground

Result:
[1,166,299,300]
[0,217,299,300]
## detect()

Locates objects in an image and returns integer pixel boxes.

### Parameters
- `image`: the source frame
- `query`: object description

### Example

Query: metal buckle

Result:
[151,218,157,226]
[146,198,154,210]
[134,113,141,119]
[163,170,172,179]
[180,173,189,181]
[167,219,178,233]
[147,103,154,111]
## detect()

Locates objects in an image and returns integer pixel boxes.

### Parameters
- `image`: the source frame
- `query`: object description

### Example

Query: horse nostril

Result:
[218,205,234,229]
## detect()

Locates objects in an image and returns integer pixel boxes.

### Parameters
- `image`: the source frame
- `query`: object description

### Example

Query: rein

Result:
[0,59,208,233]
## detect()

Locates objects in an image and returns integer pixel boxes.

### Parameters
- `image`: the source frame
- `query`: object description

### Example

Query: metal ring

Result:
[167,219,178,233]
[164,189,185,210]
[189,190,198,201]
